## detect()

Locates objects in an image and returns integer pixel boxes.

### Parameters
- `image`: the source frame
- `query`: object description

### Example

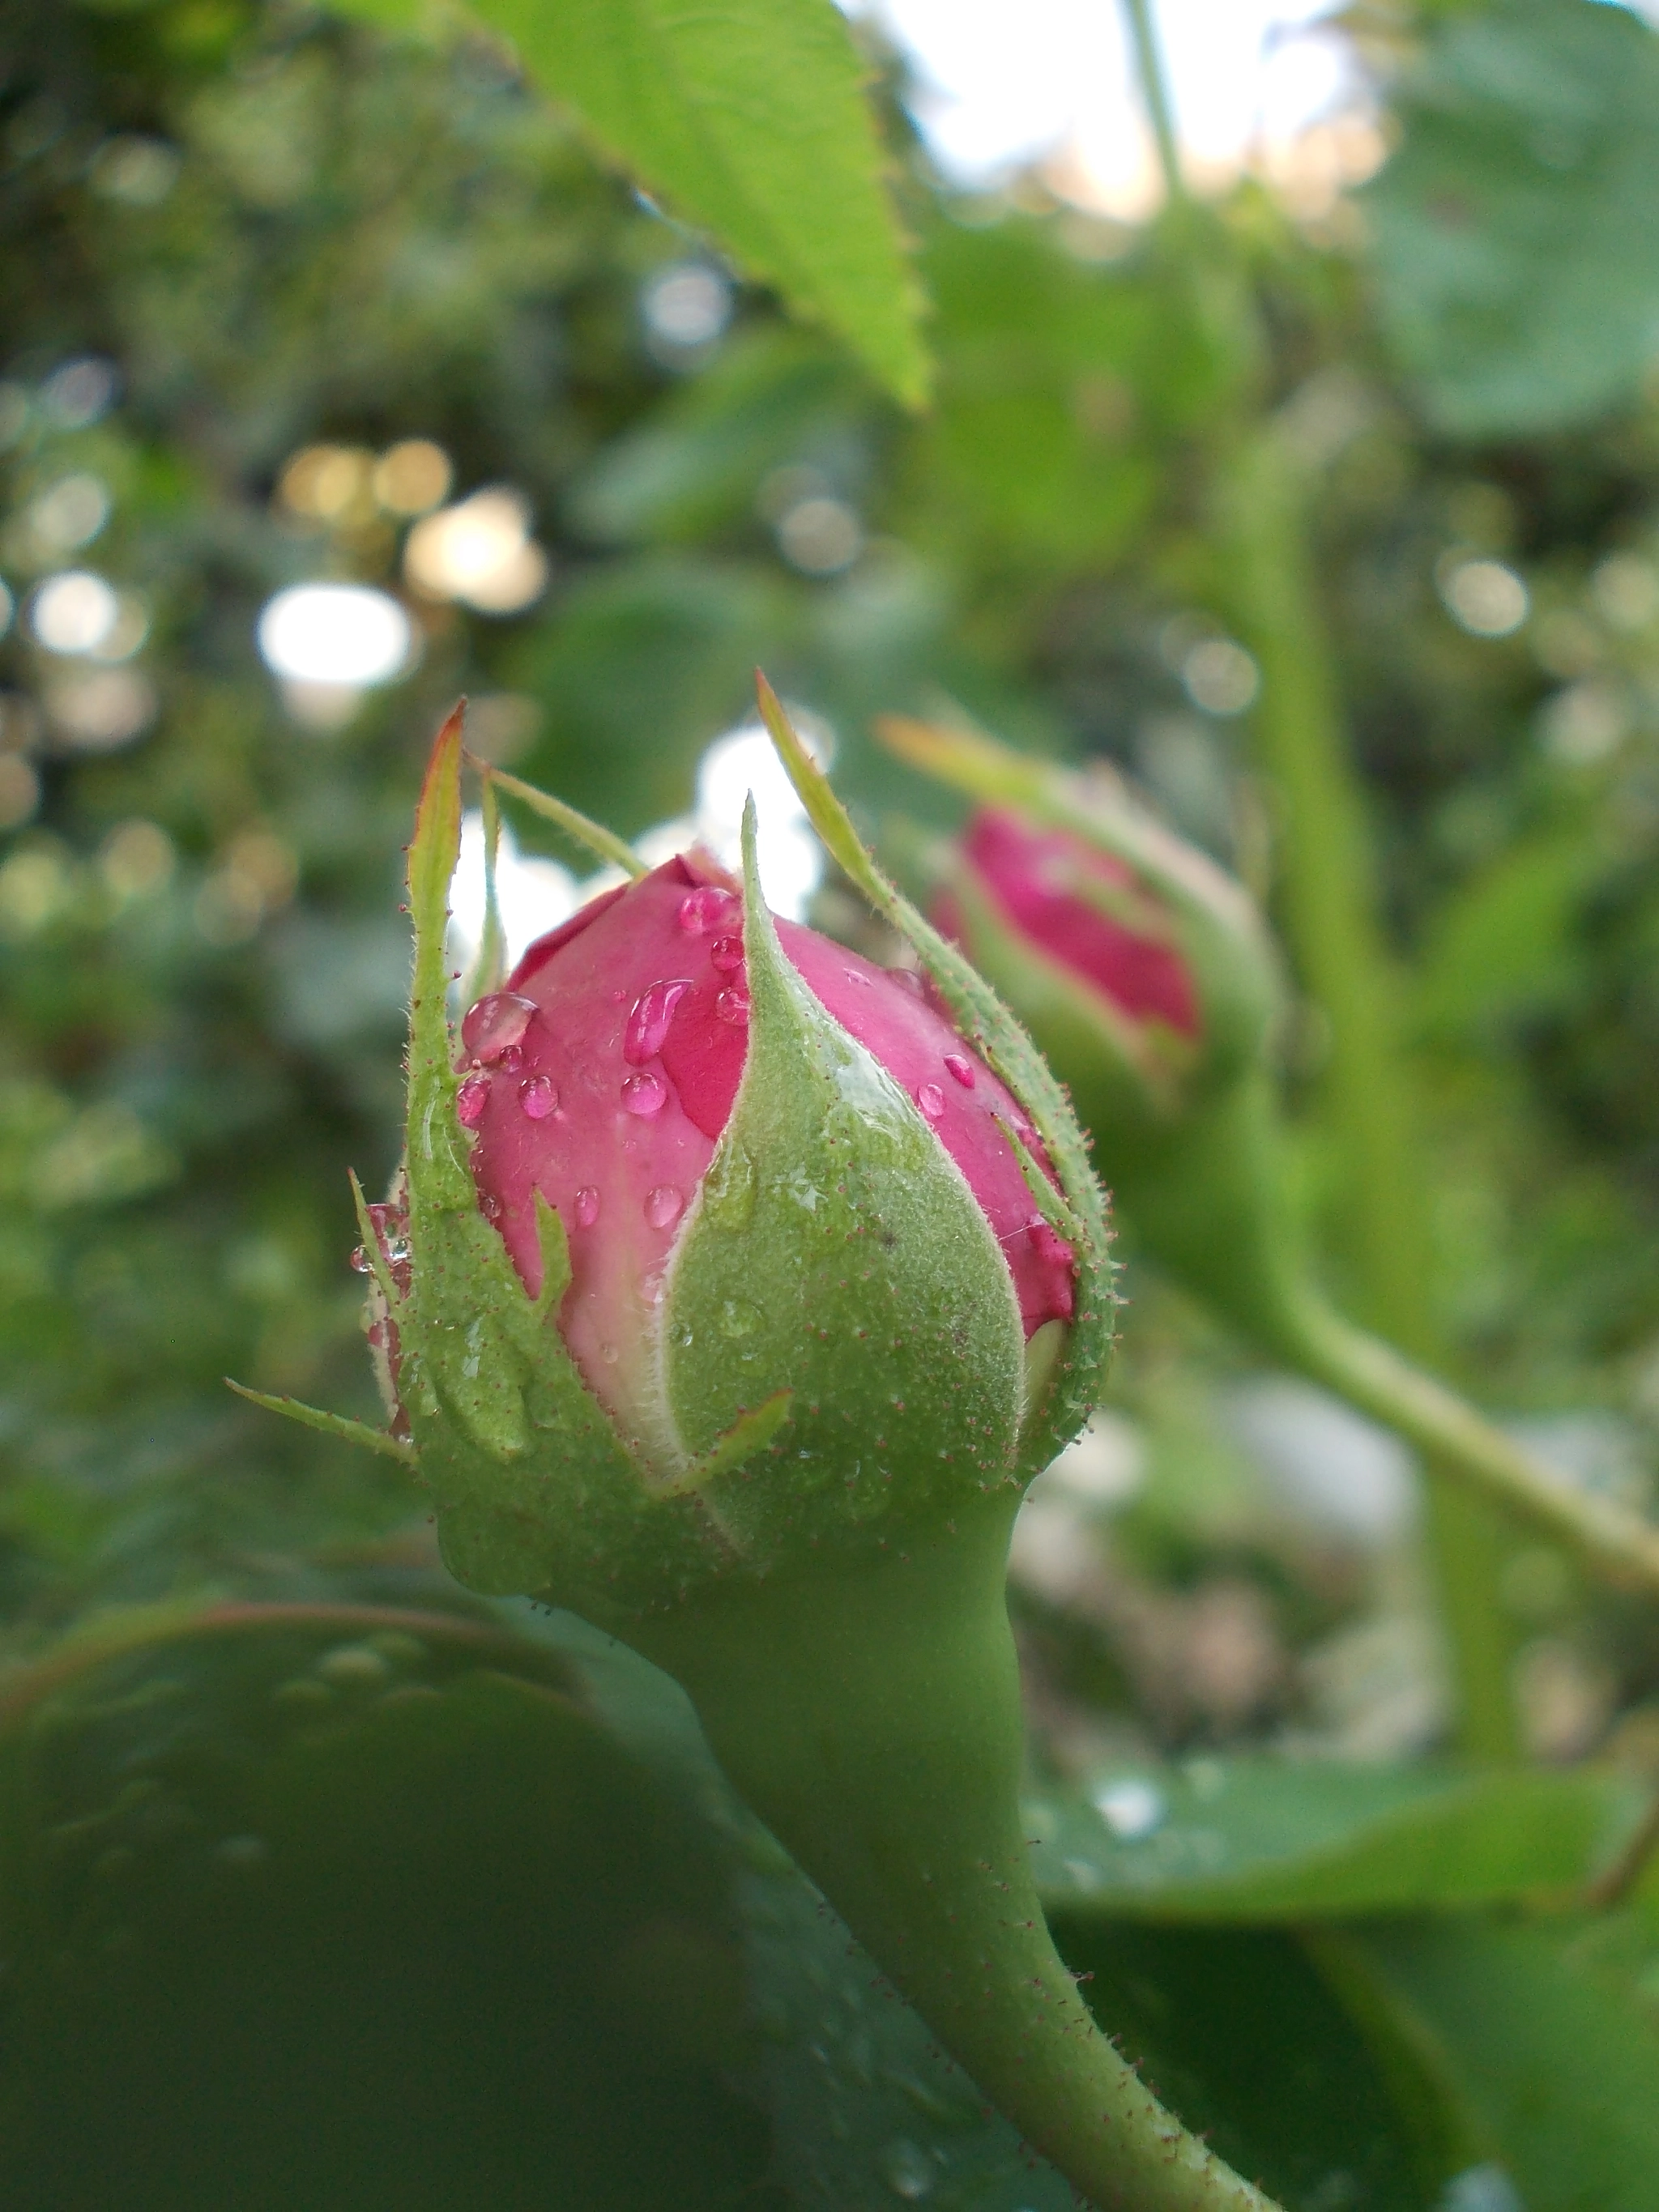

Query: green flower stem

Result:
[627,1502,1281,2212]
[1124,1079,1659,1600]
[1217,429,1520,1759]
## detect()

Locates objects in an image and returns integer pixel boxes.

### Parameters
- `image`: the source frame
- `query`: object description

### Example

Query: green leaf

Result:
[1026,1758,1648,1922]
[1345,1910,1659,2212]
[1366,0,1659,435]
[334,0,928,407]
[0,1597,1083,2212]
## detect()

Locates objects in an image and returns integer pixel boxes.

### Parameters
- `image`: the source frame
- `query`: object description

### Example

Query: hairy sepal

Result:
[660,799,1026,1566]
[756,679,1114,1482]
[398,713,752,1617]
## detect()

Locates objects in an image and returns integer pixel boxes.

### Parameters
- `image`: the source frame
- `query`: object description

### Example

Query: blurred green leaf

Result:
[338,0,928,405]
[507,557,795,828]
[1027,1758,1645,1921]
[1048,1920,1428,2210]
[1414,828,1601,1040]
[1344,1908,1659,2212]
[1367,0,1659,435]
[568,328,868,545]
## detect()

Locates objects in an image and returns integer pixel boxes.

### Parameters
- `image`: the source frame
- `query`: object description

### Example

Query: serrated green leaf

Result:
[1027,1758,1648,1923]
[1366,0,1659,435]
[332,0,929,407]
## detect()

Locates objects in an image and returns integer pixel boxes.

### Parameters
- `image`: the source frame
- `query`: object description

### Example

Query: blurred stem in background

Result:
[1120,0,1520,1761]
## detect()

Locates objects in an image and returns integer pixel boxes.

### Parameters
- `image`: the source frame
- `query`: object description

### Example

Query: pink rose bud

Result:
[881,716,1279,1140]
[457,850,1074,1454]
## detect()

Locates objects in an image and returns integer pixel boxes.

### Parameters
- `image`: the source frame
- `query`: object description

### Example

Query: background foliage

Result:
[5,1,1659,2206]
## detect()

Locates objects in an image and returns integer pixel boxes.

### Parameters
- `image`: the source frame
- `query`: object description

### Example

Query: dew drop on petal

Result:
[621,1070,668,1116]
[460,991,536,1064]
[625,978,692,1065]
[600,1341,620,1365]
[889,968,925,997]
[480,1191,503,1221]
[518,1073,558,1120]
[456,1075,490,1127]
[714,983,751,1027]
[943,1053,976,1089]
[844,967,872,987]
[915,1081,945,1122]
[574,1186,601,1228]
[500,1043,524,1075]
[677,885,739,935]
[349,1246,370,1273]
[639,1268,665,1306]
[710,933,744,974]
[644,1184,684,1230]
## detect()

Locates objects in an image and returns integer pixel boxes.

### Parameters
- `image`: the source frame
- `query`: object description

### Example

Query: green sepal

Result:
[223,1380,417,1468]
[348,1166,404,1319]
[463,768,508,1004]
[394,718,761,1617]
[660,796,1027,1563]
[660,1389,795,1499]
[754,676,1114,1482]
[482,758,648,880]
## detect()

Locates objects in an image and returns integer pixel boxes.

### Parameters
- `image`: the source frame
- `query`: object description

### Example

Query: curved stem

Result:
[630,1507,1281,2212]
[1120,0,1186,209]
[1116,1080,1659,1604]
[1283,1296,1659,1601]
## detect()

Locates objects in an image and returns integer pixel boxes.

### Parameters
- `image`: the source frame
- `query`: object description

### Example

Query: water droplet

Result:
[644,1183,684,1230]
[879,2138,936,2200]
[677,884,739,935]
[318,1643,393,1688]
[943,1053,976,1089]
[460,991,536,1064]
[349,1245,370,1273]
[915,1081,945,1121]
[720,1297,761,1338]
[702,1142,756,1225]
[480,1191,503,1222]
[621,1070,667,1116]
[382,1238,410,1268]
[500,1042,524,1075]
[889,967,925,997]
[574,1186,601,1228]
[625,977,692,1065]
[456,1074,490,1127]
[715,983,751,1027]
[600,1340,620,1364]
[518,1072,558,1120]
[639,1268,665,1306]
[710,932,744,974]
[844,966,872,987]
[1094,1777,1165,1841]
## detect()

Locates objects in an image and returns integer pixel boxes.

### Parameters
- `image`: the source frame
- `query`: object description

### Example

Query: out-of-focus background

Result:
[6,0,1659,1781]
